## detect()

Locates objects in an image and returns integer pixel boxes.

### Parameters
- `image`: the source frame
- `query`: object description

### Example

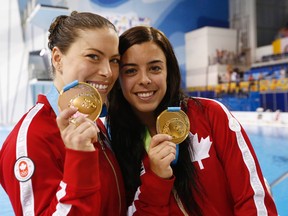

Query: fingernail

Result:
[70,105,78,111]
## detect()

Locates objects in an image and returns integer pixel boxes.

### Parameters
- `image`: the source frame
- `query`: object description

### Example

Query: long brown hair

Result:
[108,26,201,215]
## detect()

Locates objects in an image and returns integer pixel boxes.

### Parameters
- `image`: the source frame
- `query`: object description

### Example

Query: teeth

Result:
[88,82,108,90]
[137,92,153,98]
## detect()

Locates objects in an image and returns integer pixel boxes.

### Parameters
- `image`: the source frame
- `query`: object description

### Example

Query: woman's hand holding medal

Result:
[57,107,99,152]
[148,134,176,179]
[148,107,190,178]
[57,81,102,152]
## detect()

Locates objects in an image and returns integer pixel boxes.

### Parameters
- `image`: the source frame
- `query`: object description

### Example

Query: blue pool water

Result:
[0,125,288,215]
[0,127,14,215]
[242,124,288,216]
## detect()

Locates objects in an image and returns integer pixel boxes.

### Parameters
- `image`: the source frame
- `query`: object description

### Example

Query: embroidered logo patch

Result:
[14,156,35,182]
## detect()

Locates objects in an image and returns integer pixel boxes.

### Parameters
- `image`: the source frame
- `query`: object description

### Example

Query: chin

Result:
[136,105,157,113]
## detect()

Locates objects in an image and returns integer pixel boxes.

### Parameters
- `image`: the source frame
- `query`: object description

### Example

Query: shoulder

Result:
[1,101,55,158]
[186,97,228,114]
[3,103,47,142]
[185,97,233,126]
[15,100,57,141]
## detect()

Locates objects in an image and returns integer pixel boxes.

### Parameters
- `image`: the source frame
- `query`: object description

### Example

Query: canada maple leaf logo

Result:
[189,133,212,170]
[19,161,28,177]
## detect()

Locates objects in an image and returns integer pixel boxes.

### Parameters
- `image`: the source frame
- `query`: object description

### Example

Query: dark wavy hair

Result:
[108,26,201,215]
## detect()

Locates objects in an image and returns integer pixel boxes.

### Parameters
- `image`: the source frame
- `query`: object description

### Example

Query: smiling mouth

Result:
[137,91,154,98]
[86,81,108,91]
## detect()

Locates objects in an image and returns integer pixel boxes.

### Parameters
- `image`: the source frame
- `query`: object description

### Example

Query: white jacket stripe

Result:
[16,103,44,216]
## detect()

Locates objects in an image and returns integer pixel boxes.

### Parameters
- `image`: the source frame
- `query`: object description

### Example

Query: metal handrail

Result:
[270,171,288,188]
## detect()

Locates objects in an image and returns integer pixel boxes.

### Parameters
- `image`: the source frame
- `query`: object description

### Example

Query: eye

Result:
[150,65,162,73]
[110,58,120,65]
[87,54,99,60]
[121,68,137,76]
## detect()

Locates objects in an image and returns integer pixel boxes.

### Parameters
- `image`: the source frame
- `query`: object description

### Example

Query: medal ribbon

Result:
[46,80,79,117]
[46,83,60,116]
[167,107,180,165]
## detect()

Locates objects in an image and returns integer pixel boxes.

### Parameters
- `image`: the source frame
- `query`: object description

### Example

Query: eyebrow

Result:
[120,63,137,69]
[148,60,164,64]
[120,60,164,69]
[87,48,120,58]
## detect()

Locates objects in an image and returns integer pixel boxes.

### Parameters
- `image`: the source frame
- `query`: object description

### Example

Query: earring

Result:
[56,64,62,74]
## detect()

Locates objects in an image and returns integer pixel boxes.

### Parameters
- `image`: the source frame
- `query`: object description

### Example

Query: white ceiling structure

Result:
[26,4,69,30]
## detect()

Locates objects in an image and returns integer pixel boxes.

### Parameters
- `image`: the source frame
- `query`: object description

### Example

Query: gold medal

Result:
[58,81,102,121]
[156,107,190,144]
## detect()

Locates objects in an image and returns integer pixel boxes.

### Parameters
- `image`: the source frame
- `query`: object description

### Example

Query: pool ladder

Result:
[270,171,288,188]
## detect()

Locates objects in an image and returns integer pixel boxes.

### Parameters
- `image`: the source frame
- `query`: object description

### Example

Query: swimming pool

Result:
[0,127,14,215]
[0,124,287,215]
[242,124,288,216]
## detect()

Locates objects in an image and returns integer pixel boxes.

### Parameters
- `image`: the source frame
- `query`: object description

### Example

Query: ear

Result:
[51,47,63,73]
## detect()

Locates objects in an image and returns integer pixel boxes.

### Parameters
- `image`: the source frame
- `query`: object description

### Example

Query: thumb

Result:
[149,133,172,150]
[56,107,78,131]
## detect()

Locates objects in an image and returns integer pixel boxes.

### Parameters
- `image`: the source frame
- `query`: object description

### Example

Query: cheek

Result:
[112,68,119,80]
[110,65,119,80]
[111,63,119,72]
[61,71,79,85]
[157,75,167,92]
[64,62,87,79]
[110,74,117,85]
[119,79,128,94]
[119,78,131,97]
[160,84,167,100]
[162,84,167,94]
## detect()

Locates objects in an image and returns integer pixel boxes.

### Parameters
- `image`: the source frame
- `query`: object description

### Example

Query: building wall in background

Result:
[67,0,229,87]
[1,0,229,125]
[0,0,33,126]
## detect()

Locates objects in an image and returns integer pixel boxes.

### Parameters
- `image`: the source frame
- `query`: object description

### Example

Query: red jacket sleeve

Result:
[127,158,175,216]
[190,98,278,215]
[0,104,102,216]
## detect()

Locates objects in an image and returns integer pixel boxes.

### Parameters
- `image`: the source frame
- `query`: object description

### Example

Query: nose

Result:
[98,60,113,77]
[139,71,151,85]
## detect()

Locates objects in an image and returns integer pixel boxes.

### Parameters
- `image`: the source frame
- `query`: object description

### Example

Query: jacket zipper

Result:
[98,136,122,215]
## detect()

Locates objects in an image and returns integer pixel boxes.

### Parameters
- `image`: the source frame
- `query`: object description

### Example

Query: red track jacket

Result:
[0,94,126,216]
[129,98,278,216]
